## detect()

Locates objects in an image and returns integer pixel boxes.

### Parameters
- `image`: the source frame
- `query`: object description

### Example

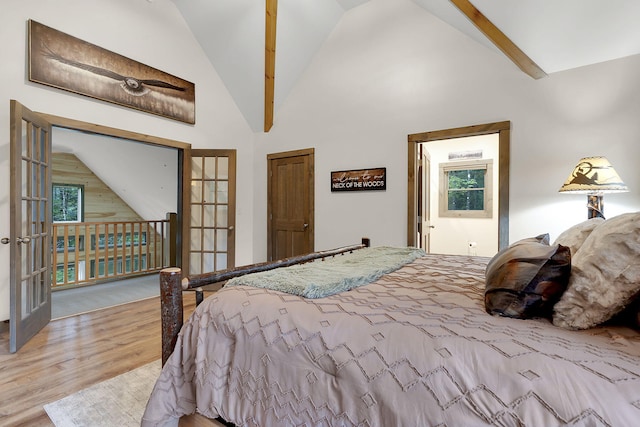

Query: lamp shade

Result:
[559,156,628,194]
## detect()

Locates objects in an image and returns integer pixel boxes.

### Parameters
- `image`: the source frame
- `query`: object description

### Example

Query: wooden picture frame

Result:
[331,167,386,192]
[28,20,196,124]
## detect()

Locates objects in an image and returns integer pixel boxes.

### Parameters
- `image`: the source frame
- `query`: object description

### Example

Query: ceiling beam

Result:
[264,0,277,132]
[449,0,547,79]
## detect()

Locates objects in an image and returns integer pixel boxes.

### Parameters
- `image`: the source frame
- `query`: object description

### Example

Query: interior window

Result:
[439,160,493,218]
[52,183,84,222]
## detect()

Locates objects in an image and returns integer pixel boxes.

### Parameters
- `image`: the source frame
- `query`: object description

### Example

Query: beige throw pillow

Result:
[553,212,640,330]
[553,217,604,256]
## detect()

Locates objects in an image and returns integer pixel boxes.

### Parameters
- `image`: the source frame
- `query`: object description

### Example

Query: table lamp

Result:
[558,156,628,219]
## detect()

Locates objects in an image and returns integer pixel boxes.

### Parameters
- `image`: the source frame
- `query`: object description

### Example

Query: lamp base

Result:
[587,194,605,219]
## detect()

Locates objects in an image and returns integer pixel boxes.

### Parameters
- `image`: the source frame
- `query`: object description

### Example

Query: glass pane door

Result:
[9,100,52,353]
[189,150,236,275]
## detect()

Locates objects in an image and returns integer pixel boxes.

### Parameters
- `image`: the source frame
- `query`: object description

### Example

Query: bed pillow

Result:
[485,234,571,319]
[553,217,605,256]
[553,212,640,330]
[608,294,640,330]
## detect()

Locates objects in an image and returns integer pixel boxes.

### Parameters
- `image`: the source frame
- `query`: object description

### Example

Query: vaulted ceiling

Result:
[170,0,640,132]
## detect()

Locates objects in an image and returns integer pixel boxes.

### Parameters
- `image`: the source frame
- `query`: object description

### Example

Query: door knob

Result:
[1,237,30,244]
[303,223,309,229]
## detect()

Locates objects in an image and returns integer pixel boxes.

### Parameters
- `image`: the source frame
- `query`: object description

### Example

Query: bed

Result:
[143,216,640,427]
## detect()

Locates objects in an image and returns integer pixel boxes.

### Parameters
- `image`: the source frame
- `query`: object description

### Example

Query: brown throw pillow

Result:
[485,234,571,319]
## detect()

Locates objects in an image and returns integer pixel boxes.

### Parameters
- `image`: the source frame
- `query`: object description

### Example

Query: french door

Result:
[188,150,236,275]
[8,100,52,353]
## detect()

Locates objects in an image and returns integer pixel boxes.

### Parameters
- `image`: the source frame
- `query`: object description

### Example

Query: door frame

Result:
[407,121,510,250]
[40,113,192,269]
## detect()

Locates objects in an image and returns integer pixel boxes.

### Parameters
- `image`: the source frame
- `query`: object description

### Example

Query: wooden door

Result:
[188,150,236,275]
[267,149,314,261]
[418,147,432,252]
[8,100,52,353]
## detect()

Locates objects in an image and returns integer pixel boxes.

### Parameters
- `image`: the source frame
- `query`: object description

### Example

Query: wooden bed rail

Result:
[160,237,371,365]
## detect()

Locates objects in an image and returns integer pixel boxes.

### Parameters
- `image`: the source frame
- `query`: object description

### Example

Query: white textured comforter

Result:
[142,254,640,426]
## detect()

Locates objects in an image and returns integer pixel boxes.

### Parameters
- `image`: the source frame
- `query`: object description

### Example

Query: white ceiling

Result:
[447,0,640,73]
[170,0,640,131]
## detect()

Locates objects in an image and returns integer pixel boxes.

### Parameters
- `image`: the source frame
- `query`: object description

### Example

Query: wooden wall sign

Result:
[28,20,196,124]
[331,168,386,192]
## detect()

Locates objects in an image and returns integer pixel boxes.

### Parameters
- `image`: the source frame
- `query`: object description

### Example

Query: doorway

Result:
[267,148,314,261]
[407,121,510,253]
[42,114,195,267]
[7,101,194,352]
[48,127,182,318]
[420,134,499,256]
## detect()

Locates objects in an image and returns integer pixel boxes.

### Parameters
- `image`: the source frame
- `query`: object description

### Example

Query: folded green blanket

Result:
[224,246,426,298]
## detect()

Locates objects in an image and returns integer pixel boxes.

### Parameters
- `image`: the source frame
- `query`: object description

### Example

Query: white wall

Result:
[425,134,499,257]
[0,0,255,321]
[253,0,640,260]
[53,128,179,221]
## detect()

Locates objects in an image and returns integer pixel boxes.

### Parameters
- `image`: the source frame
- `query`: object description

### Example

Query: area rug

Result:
[44,360,161,427]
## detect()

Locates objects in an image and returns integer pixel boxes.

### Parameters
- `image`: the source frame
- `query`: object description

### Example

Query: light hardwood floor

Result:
[0,294,218,427]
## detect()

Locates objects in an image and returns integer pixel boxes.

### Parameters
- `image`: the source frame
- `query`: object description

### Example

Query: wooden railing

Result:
[52,213,177,289]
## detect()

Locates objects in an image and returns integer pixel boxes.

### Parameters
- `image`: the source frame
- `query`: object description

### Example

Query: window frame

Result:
[438,159,493,218]
[52,183,85,223]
